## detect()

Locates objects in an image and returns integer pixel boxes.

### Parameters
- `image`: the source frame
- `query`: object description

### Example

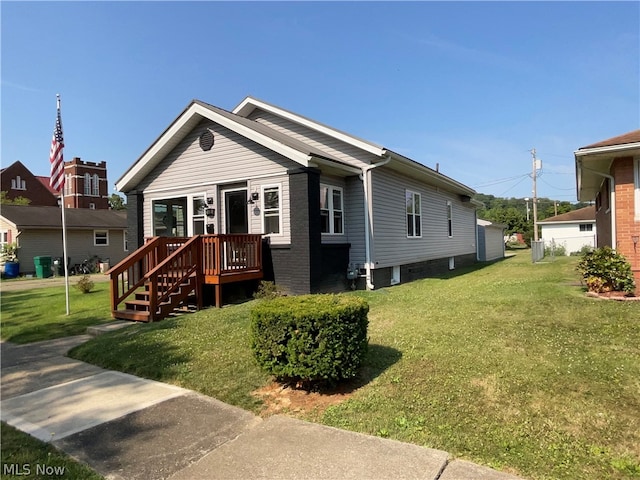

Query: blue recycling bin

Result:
[4,261,19,278]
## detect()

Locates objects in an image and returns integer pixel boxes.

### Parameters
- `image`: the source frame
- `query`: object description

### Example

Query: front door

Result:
[224,190,248,234]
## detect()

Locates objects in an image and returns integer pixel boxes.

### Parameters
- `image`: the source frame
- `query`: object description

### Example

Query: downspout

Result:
[579,162,616,249]
[361,154,392,290]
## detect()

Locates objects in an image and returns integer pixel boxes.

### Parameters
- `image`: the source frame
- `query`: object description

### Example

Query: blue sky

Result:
[2,1,638,201]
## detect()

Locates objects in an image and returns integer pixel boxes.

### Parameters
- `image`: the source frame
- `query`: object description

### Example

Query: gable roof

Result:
[1,205,126,230]
[538,206,596,224]
[233,96,385,157]
[116,97,476,198]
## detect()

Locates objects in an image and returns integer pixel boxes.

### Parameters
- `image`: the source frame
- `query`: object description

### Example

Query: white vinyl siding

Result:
[370,168,477,269]
[137,119,300,193]
[246,109,378,169]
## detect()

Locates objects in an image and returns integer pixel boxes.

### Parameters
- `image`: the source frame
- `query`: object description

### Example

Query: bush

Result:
[577,246,636,294]
[253,280,284,300]
[250,294,369,384]
[74,275,94,294]
[544,243,566,257]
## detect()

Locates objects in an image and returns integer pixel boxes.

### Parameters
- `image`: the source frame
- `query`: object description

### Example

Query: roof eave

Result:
[384,149,476,198]
[116,101,313,193]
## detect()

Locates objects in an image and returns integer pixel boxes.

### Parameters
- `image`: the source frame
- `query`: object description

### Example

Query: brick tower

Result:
[63,157,109,209]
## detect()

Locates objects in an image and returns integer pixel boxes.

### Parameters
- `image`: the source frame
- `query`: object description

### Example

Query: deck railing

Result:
[108,234,263,319]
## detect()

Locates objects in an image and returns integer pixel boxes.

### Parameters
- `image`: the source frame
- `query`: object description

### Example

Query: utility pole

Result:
[531,148,540,242]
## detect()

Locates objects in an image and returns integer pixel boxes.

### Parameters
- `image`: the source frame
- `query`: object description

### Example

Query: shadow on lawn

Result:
[291,343,402,396]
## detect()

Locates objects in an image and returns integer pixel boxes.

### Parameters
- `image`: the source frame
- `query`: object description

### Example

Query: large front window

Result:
[406,190,422,237]
[153,198,187,237]
[320,185,343,234]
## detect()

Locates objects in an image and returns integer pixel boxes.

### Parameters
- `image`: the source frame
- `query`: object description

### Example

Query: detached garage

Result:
[477,219,506,262]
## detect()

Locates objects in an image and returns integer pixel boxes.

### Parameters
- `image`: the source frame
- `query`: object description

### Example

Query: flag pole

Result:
[52,93,70,314]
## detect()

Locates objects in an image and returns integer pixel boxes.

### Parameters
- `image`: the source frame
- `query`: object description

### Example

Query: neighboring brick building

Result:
[1,158,110,210]
[63,158,109,209]
[0,161,58,206]
[575,130,640,289]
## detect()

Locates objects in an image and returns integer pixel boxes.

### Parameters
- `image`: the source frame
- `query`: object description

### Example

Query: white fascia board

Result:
[116,103,311,192]
[538,219,595,225]
[233,97,385,157]
[574,142,640,158]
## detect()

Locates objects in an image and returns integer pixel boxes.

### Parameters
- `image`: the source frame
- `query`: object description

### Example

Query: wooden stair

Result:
[115,273,198,322]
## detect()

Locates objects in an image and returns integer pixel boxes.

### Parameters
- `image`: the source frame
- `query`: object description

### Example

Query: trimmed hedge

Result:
[250,294,369,383]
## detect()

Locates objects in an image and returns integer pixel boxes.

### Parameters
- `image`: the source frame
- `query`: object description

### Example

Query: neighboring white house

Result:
[477,219,506,261]
[538,206,596,255]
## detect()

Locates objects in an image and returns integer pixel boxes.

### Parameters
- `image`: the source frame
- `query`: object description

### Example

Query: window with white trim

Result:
[94,230,109,246]
[320,185,343,234]
[123,230,128,251]
[447,201,453,237]
[579,223,593,232]
[11,176,26,190]
[0,230,9,249]
[406,190,422,237]
[262,185,281,235]
[84,174,91,195]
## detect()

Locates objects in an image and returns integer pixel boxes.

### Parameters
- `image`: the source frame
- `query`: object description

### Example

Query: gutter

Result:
[578,161,616,249]
[360,154,392,290]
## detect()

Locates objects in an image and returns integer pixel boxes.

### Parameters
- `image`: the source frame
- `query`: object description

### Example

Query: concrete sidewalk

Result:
[1,334,525,480]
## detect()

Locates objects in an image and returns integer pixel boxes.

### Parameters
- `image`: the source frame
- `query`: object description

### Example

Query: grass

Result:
[1,281,113,343]
[10,252,640,479]
[1,422,103,480]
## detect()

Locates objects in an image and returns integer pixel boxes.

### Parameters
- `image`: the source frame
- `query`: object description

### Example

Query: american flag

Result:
[49,98,65,192]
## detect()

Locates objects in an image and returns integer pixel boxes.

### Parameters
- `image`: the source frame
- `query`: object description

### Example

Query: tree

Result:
[108,193,126,210]
[0,191,31,205]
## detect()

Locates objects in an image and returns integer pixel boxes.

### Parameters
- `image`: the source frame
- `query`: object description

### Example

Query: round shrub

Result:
[577,246,636,294]
[250,294,369,384]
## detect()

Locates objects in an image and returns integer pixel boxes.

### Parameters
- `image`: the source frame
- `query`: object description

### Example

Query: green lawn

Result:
[8,252,640,479]
[1,281,113,343]
[1,422,103,480]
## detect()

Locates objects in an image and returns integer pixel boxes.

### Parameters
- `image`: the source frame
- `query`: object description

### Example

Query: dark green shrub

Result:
[74,275,94,294]
[250,294,369,384]
[577,246,636,294]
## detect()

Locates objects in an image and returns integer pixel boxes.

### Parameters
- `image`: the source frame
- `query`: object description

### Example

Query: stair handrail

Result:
[108,236,164,312]
[143,235,202,320]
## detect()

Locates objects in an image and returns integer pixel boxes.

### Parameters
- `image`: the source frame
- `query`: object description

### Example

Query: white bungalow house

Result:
[538,206,596,255]
[114,96,480,316]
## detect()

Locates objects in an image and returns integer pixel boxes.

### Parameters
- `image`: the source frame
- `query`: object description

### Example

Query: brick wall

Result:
[613,157,640,288]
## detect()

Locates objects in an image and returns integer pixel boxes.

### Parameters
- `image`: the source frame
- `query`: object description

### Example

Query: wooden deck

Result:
[108,234,263,322]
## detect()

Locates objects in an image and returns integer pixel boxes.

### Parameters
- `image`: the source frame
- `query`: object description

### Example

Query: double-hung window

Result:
[94,230,109,246]
[406,190,422,237]
[447,201,453,237]
[320,185,343,234]
[262,185,281,235]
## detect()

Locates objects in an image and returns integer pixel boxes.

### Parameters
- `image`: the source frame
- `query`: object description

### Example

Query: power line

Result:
[471,173,529,188]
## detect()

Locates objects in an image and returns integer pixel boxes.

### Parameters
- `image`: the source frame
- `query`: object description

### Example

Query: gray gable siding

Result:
[246,110,378,169]
[370,168,476,269]
[137,119,300,193]
[345,176,366,266]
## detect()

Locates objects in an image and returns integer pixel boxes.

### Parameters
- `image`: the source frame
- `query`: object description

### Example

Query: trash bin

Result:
[34,256,52,278]
[3,261,19,279]
[53,257,64,276]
